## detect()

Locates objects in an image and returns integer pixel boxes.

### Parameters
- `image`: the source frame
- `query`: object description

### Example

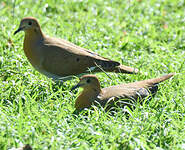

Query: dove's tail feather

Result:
[143,73,175,85]
[102,64,138,74]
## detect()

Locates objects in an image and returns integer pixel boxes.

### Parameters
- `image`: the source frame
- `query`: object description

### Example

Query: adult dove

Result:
[71,73,174,111]
[14,17,138,81]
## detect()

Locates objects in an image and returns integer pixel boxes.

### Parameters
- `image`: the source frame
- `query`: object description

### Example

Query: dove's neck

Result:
[24,27,44,42]
[23,27,45,68]
[75,86,101,110]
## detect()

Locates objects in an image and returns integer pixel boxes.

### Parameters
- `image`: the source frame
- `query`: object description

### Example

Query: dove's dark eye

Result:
[87,79,91,83]
[28,21,32,25]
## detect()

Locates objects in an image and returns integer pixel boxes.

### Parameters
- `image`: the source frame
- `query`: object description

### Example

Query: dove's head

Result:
[71,75,101,91]
[14,17,41,35]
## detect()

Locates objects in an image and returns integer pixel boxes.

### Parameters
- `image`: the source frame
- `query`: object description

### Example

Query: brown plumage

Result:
[14,17,138,81]
[71,73,175,111]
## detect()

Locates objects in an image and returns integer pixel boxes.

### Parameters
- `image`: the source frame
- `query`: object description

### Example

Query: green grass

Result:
[0,0,185,149]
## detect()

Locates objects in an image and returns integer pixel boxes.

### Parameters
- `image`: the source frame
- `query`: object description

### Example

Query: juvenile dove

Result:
[71,73,174,111]
[14,17,138,81]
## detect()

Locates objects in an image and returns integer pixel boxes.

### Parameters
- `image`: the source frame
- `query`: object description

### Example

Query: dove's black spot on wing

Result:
[76,58,80,62]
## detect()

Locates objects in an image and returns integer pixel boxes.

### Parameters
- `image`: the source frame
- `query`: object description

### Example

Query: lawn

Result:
[0,0,185,149]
